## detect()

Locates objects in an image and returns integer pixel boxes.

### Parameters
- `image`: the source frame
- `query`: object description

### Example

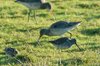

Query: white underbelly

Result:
[50,27,74,36]
[19,2,41,9]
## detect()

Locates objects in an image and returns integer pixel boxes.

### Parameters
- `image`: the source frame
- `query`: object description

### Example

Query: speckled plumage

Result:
[49,37,81,50]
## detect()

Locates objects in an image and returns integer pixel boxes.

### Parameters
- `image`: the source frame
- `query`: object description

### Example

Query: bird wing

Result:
[48,21,71,35]
[49,21,70,29]
[54,37,69,45]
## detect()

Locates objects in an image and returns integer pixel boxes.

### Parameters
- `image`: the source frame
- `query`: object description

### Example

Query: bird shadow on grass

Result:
[76,3,99,9]
[16,27,42,33]
[0,56,20,66]
[85,15,100,21]
[36,13,48,17]
[0,56,20,65]
[56,58,84,66]
[81,42,100,51]
[81,28,100,36]
[0,16,23,19]
[5,40,25,46]
[27,42,38,47]
[0,56,8,65]
[0,54,31,65]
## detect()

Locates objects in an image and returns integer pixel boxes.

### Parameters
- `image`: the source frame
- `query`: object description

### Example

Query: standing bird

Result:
[49,37,81,50]
[38,21,80,42]
[15,0,52,22]
[4,47,18,57]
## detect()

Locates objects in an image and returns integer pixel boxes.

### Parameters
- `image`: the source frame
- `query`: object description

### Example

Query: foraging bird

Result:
[4,47,18,57]
[15,0,52,22]
[49,37,81,50]
[38,21,80,42]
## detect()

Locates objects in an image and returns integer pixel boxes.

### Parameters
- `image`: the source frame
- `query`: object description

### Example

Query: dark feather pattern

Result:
[49,37,76,48]
[50,21,80,29]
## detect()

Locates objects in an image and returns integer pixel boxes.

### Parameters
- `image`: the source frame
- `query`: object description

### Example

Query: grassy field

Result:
[0,0,100,66]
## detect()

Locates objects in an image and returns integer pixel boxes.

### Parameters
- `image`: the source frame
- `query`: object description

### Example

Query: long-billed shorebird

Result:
[4,47,18,57]
[49,37,81,65]
[38,21,80,42]
[49,37,81,50]
[15,0,52,22]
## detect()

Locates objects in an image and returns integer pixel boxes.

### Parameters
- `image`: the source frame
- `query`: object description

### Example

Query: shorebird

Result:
[15,0,52,22]
[4,47,18,57]
[49,37,81,50]
[38,21,80,42]
[49,37,81,65]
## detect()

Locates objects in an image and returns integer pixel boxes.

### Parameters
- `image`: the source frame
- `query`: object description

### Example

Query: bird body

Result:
[49,21,80,35]
[49,37,81,50]
[38,21,80,41]
[4,47,18,57]
[15,0,51,22]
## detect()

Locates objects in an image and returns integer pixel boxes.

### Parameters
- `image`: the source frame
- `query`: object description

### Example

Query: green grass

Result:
[0,0,100,66]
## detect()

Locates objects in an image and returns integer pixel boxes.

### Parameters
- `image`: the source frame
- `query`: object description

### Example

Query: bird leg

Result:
[34,10,38,23]
[28,9,31,22]
[67,32,72,39]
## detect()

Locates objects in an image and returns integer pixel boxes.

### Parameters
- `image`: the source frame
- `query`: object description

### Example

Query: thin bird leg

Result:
[59,49,62,65]
[34,10,38,23]
[68,32,72,39]
[75,43,81,51]
[57,48,62,65]
[28,9,31,22]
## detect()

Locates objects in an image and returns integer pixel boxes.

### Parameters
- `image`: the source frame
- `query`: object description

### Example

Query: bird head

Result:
[41,3,52,11]
[37,29,48,42]
[70,38,77,44]
[71,38,81,51]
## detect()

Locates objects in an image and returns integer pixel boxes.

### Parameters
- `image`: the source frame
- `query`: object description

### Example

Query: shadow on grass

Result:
[37,13,48,17]
[56,58,83,66]
[0,16,23,19]
[28,42,39,47]
[85,15,100,21]
[0,55,31,65]
[81,28,100,36]
[0,56,8,65]
[76,3,99,9]
[0,56,21,65]
[56,12,65,15]
[82,42,100,50]
[16,27,42,32]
